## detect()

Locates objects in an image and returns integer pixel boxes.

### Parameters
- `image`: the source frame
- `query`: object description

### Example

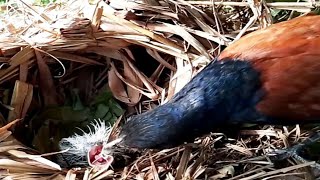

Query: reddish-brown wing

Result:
[218,15,320,120]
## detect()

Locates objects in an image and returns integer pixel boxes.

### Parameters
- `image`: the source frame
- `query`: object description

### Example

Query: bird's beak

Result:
[87,144,114,167]
[87,138,123,167]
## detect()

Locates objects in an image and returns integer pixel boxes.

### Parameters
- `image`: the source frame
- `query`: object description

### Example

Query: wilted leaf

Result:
[210,165,235,180]
[122,54,142,106]
[0,46,35,83]
[8,81,33,122]
[7,149,61,171]
[108,65,131,104]
[122,59,160,100]
[35,50,59,106]
[0,119,21,133]
[0,131,12,142]
[50,51,104,65]
[165,57,193,102]
[19,61,28,82]
[91,7,103,32]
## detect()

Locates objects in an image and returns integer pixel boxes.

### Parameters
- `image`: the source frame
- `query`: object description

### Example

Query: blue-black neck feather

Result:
[120,59,267,149]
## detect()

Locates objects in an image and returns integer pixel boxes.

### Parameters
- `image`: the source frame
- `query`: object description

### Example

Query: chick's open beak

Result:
[87,145,114,167]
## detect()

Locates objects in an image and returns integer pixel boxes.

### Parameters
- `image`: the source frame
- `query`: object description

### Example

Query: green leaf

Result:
[109,115,118,124]
[103,112,113,121]
[92,91,113,105]
[71,89,85,110]
[94,104,110,119]
[109,99,124,116]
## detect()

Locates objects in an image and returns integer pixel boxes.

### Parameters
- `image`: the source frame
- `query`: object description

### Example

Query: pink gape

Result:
[88,145,113,166]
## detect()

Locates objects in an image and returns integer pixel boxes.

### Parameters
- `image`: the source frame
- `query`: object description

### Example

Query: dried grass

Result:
[0,0,319,179]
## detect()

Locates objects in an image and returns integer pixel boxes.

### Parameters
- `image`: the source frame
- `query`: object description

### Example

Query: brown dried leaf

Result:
[146,49,176,72]
[92,7,103,32]
[0,60,35,84]
[148,152,160,180]
[125,58,161,99]
[210,165,235,180]
[0,158,57,173]
[123,51,142,106]
[111,62,159,100]
[129,40,194,61]
[165,57,193,101]
[100,1,182,50]
[19,61,28,82]
[165,23,210,59]
[50,51,104,65]
[185,151,205,178]
[7,81,33,122]
[0,130,12,142]
[91,170,114,180]
[225,144,253,156]
[176,146,192,179]
[0,47,35,83]
[65,169,77,180]
[84,47,124,61]
[150,64,165,83]
[0,119,21,134]
[7,150,61,171]
[99,20,138,34]
[0,144,25,153]
[95,38,131,49]
[143,0,160,6]
[4,22,18,34]
[0,47,21,57]
[114,10,139,20]
[35,50,58,106]
[108,65,131,104]
[18,0,52,23]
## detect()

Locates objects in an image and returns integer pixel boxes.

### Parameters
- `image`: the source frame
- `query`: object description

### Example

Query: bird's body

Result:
[219,15,320,121]
[118,15,320,150]
[59,15,320,167]
[120,60,264,149]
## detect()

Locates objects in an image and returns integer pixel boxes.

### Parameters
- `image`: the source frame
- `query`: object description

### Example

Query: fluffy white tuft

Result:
[58,119,113,166]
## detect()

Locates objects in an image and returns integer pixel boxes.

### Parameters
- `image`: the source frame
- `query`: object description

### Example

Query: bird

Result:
[59,15,320,167]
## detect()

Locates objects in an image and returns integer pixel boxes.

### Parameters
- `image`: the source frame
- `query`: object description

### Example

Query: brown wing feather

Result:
[218,15,320,120]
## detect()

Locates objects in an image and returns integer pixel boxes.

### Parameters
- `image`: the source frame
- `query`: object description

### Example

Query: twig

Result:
[186,1,319,10]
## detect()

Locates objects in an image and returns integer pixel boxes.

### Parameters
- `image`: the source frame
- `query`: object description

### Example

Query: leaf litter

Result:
[0,0,319,179]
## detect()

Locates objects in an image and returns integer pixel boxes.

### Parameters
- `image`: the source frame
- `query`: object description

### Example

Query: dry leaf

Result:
[122,51,142,106]
[0,46,35,83]
[210,165,235,180]
[7,150,61,171]
[108,65,131,104]
[165,57,193,102]
[84,47,124,60]
[0,119,21,133]
[35,50,58,106]
[7,81,33,122]
[91,7,103,32]
[176,146,192,179]
[50,51,104,65]
[19,61,28,82]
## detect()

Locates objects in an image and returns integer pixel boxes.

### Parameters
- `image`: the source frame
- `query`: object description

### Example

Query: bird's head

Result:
[59,120,116,167]
[58,108,179,168]
[86,105,187,165]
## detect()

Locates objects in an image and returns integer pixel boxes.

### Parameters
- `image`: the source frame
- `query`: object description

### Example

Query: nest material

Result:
[0,0,319,179]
